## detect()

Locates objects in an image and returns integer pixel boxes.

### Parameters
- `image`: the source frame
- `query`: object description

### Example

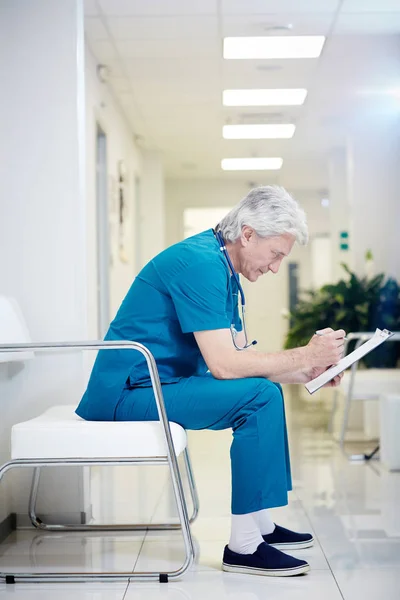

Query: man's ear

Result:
[241,226,254,245]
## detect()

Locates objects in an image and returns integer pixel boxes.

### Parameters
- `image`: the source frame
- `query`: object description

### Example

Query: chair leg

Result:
[339,393,352,451]
[0,459,195,582]
[183,447,199,524]
[28,468,42,528]
[163,444,196,578]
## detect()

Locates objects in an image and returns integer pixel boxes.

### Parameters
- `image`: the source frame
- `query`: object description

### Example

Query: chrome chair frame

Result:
[0,340,199,584]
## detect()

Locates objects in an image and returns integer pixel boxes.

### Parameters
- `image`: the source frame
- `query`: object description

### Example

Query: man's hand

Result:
[302,365,344,388]
[277,365,345,386]
[304,327,346,369]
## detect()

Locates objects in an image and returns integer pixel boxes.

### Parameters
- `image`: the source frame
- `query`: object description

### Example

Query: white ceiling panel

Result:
[103,59,126,78]
[133,85,220,105]
[84,0,99,16]
[222,13,334,36]
[107,16,218,40]
[120,58,220,82]
[98,0,218,17]
[310,35,400,89]
[109,77,131,93]
[221,1,340,15]
[88,40,118,61]
[147,132,223,148]
[335,12,400,33]
[159,106,221,119]
[342,0,400,12]
[132,103,219,124]
[85,2,400,186]
[85,17,109,41]
[148,117,221,132]
[114,38,220,59]
[132,77,221,96]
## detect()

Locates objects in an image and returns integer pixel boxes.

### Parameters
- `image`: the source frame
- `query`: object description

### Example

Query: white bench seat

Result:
[11,405,187,460]
[342,369,400,399]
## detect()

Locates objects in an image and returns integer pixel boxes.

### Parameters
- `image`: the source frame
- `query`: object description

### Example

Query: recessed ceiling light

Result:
[223,124,295,139]
[223,89,307,106]
[223,36,325,59]
[221,158,283,171]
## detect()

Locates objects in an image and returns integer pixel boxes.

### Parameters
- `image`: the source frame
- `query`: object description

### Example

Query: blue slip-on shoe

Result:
[222,542,310,577]
[263,524,314,550]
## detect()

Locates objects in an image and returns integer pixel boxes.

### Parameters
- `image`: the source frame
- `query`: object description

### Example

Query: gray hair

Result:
[216,185,308,245]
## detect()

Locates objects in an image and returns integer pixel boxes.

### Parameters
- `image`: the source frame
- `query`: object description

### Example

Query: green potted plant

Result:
[285,264,400,368]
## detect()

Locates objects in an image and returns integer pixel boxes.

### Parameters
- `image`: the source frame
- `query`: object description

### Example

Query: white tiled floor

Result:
[1,386,400,598]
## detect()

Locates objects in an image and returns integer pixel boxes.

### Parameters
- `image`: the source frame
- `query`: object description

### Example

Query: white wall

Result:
[0,0,88,524]
[139,150,166,268]
[85,45,143,329]
[0,1,150,527]
[166,179,329,351]
[348,115,400,280]
[310,236,333,290]
[328,147,353,282]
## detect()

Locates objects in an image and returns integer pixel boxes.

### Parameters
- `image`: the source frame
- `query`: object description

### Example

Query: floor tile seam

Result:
[148,477,174,525]
[121,576,130,600]
[131,533,147,575]
[298,502,346,600]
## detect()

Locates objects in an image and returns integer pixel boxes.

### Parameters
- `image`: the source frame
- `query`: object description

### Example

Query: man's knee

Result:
[242,378,284,412]
[252,379,284,403]
[232,380,284,430]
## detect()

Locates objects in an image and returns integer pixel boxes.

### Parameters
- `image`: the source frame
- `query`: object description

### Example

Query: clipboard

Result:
[305,328,394,394]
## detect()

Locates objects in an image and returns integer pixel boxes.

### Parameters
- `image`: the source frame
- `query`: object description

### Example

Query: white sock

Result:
[228,513,264,555]
[252,508,276,536]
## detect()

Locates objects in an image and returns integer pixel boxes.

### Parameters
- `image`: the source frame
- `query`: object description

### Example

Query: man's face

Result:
[238,229,295,282]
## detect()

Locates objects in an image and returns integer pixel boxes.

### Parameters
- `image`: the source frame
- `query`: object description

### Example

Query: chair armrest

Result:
[345,331,400,346]
[0,341,175,460]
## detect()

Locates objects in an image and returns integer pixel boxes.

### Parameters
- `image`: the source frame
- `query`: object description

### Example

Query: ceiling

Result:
[84,0,400,191]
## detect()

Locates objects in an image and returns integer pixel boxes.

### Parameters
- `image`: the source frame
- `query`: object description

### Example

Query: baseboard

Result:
[332,430,379,444]
[0,513,16,543]
[17,509,93,529]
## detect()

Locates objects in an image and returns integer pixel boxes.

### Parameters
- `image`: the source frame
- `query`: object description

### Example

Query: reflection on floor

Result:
[1,385,399,599]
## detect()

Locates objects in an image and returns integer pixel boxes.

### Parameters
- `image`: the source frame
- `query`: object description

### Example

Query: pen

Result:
[315,330,347,340]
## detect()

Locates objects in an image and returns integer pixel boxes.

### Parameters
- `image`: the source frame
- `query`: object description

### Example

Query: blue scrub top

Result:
[76,229,242,421]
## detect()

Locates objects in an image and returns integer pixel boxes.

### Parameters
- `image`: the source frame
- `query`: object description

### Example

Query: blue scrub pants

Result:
[115,376,292,515]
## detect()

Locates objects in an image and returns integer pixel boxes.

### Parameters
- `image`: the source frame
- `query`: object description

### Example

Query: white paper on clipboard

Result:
[305,328,394,395]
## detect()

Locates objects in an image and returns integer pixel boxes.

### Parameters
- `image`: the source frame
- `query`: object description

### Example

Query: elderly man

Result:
[76,185,345,577]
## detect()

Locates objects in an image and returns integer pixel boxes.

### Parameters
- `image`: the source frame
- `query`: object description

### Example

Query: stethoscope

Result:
[213,229,258,351]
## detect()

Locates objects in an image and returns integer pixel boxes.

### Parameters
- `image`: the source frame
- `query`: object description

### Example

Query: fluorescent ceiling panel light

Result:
[223,124,295,139]
[223,36,325,59]
[223,89,307,106]
[221,158,283,171]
